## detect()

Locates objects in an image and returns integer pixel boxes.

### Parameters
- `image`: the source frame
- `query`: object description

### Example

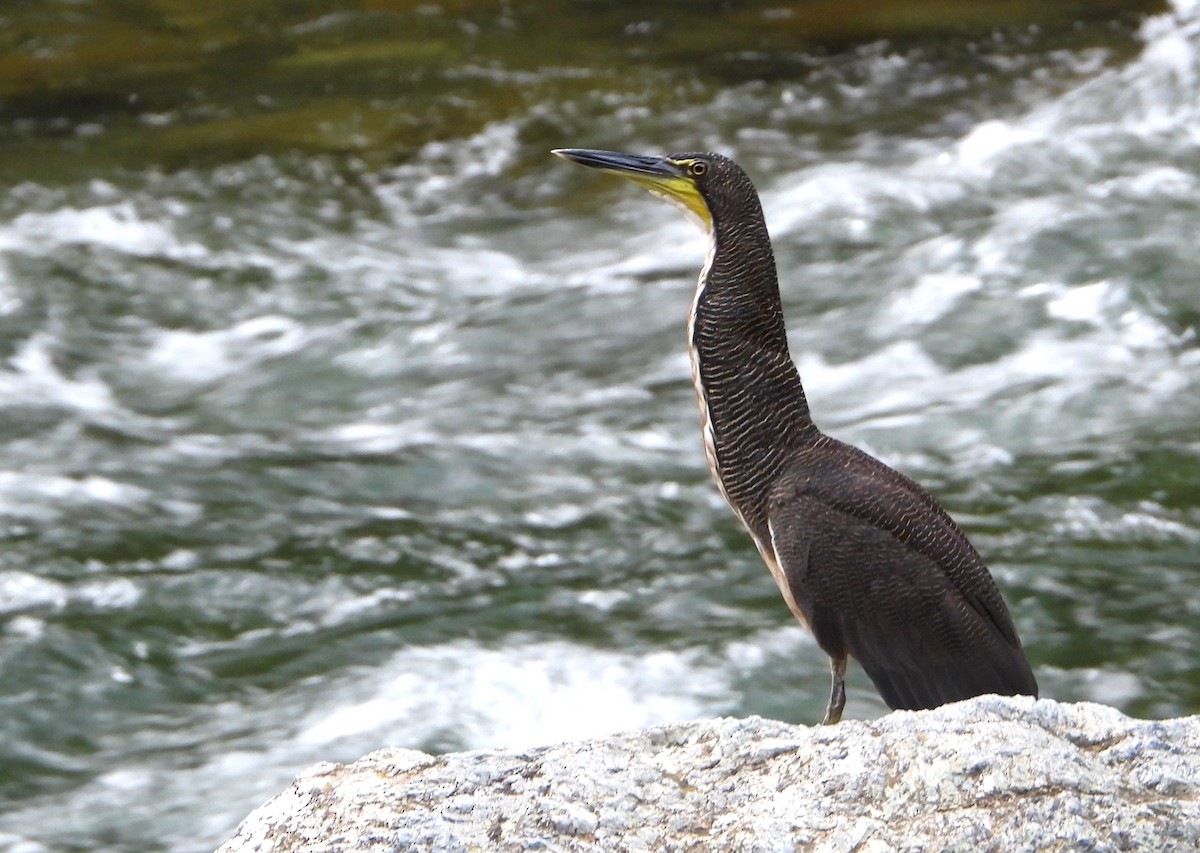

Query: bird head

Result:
[552,148,730,235]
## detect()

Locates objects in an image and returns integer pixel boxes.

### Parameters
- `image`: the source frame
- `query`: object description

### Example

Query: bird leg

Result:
[821,655,847,725]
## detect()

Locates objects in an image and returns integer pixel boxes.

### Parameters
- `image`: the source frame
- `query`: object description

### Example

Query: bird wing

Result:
[766,437,1037,710]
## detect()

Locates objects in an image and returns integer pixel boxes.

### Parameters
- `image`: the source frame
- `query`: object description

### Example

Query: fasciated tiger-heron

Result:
[553,148,1037,724]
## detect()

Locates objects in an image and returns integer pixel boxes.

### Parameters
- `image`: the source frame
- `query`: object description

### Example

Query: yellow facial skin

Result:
[552,149,715,234]
[624,162,713,234]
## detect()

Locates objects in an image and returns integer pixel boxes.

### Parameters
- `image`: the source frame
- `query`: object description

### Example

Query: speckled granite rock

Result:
[217,696,1200,852]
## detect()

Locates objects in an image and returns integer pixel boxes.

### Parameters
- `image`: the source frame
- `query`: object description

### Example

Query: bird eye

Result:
[689,161,708,176]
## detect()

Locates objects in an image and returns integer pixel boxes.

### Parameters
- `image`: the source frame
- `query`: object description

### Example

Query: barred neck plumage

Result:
[687,189,819,534]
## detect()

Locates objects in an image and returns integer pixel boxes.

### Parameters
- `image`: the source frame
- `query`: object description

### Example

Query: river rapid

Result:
[1,1,1198,850]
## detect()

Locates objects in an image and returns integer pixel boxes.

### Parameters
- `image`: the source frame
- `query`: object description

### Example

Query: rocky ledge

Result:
[217,696,1200,852]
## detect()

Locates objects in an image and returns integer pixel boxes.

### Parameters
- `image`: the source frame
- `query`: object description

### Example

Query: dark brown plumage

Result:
[553,147,1038,722]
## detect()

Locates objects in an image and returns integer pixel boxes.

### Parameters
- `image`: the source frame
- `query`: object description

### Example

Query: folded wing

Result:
[767,437,1037,710]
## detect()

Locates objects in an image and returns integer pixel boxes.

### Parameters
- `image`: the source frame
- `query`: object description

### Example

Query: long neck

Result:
[688,201,818,531]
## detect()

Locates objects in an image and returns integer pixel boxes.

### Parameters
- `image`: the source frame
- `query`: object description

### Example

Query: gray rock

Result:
[217,696,1200,852]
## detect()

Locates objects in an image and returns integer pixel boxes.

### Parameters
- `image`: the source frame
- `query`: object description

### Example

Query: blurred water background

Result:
[2,0,1199,850]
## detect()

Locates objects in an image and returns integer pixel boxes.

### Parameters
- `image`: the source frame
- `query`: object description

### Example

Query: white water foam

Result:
[8,202,207,260]
[0,334,119,416]
[138,315,309,387]
[297,639,737,751]
[0,570,142,616]
[0,471,153,521]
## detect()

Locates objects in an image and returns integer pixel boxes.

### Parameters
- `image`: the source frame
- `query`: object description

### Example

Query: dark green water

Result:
[1,1,1199,850]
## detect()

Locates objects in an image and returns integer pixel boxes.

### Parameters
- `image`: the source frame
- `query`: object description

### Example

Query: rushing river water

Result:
[2,1,1199,850]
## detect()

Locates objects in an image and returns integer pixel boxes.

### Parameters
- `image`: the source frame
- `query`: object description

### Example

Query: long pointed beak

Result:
[552,147,713,233]
[552,148,683,179]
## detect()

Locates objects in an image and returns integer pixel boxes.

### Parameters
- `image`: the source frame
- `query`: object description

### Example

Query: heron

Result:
[553,148,1038,723]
